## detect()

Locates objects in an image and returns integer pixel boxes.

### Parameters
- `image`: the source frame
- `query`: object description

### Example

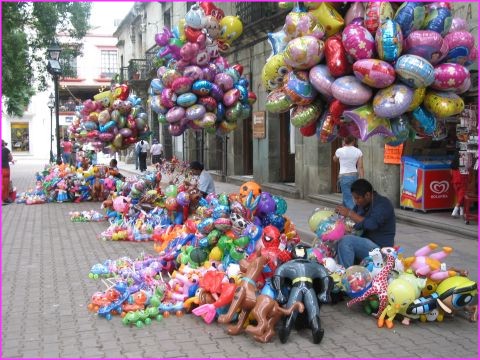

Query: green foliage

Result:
[2,2,91,117]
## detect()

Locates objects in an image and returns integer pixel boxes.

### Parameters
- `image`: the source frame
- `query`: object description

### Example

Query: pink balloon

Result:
[309,65,335,97]
[183,66,204,81]
[345,2,365,25]
[443,31,475,53]
[166,106,186,123]
[171,77,193,94]
[449,17,468,32]
[214,72,234,92]
[342,24,375,60]
[432,63,470,93]
[331,76,372,106]
[403,30,448,65]
[160,88,177,108]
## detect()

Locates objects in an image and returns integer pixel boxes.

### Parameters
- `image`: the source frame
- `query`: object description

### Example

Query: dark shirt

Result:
[2,147,11,169]
[353,192,395,248]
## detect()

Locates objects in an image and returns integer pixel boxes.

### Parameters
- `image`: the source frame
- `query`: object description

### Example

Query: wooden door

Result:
[279,113,295,182]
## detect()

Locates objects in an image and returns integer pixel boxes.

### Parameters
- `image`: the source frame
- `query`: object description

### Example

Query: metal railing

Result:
[128,59,149,81]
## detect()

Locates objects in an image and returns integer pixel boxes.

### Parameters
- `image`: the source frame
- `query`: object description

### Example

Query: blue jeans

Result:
[339,174,358,209]
[62,153,71,165]
[336,235,378,268]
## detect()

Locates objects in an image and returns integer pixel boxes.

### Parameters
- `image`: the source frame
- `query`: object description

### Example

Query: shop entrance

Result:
[11,122,29,152]
[331,138,342,193]
[279,113,295,183]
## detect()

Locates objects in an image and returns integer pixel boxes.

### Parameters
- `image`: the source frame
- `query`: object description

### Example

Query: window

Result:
[163,8,171,30]
[101,50,117,78]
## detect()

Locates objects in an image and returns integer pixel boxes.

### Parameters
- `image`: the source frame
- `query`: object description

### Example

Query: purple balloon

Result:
[255,192,276,218]
[449,17,468,33]
[202,65,217,82]
[183,65,204,81]
[166,106,185,123]
[186,104,206,120]
[119,128,132,137]
[309,65,335,98]
[214,56,230,71]
[403,30,448,65]
[210,83,224,101]
[214,73,234,92]
[168,123,187,136]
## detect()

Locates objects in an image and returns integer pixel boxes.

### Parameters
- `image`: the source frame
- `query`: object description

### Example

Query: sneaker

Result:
[451,207,459,217]
[459,207,464,216]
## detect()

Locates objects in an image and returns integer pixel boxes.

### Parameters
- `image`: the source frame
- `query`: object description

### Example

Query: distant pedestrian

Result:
[451,152,467,217]
[134,140,141,170]
[333,136,364,209]
[60,137,73,165]
[138,139,150,172]
[2,140,14,204]
[150,138,164,166]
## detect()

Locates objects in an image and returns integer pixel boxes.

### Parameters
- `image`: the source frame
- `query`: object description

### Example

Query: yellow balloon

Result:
[278,2,294,10]
[93,90,113,107]
[407,87,426,112]
[262,54,289,91]
[178,19,186,42]
[219,16,243,44]
[424,90,464,118]
[209,246,223,261]
[308,209,335,232]
[310,2,345,37]
[305,2,321,10]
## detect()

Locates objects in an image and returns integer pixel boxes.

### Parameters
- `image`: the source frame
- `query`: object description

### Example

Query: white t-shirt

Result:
[335,146,362,174]
[150,143,163,156]
[138,141,150,153]
[198,170,215,195]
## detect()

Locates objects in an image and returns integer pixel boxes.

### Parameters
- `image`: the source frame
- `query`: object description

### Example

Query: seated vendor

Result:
[107,159,125,181]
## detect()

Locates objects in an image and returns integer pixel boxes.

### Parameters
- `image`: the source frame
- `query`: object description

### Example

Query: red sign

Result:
[423,169,455,210]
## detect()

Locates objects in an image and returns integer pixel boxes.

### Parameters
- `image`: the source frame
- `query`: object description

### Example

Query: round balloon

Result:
[353,59,395,88]
[407,87,426,112]
[375,19,403,62]
[395,55,435,88]
[411,106,437,136]
[331,76,372,106]
[424,90,464,118]
[393,2,426,37]
[265,88,293,113]
[373,84,414,118]
[309,65,335,97]
[364,2,394,34]
[342,24,375,60]
[176,92,197,108]
[290,101,323,128]
[283,36,325,70]
[283,70,317,105]
[431,63,470,93]
[422,7,452,37]
[324,34,351,77]
[403,30,448,65]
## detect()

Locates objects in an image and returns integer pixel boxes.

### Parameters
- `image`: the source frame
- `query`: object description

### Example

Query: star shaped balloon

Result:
[343,103,393,141]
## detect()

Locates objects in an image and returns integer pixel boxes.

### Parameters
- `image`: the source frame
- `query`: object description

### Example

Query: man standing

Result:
[138,139,150,172]
[2,140,14,204]
[150,139,164,166]
[188,161,215,197]
[60,137,73,165]
[335,179,396,268]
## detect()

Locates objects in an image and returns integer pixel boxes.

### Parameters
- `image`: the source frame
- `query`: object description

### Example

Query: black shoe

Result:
[311,316,324,344]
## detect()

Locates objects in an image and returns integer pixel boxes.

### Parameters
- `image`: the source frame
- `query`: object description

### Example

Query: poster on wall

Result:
[10,122,29,152]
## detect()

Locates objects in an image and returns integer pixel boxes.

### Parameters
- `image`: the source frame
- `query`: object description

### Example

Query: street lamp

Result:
[46,42,62,164]
[47,93,55,163]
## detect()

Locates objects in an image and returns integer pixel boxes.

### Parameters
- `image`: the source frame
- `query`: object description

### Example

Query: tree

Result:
[2,2,91,117]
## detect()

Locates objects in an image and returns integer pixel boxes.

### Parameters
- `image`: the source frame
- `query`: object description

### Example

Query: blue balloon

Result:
[375,19,403,62]
[150,78,165,94]
[192,80,213,96]
[267,29,288,55]
[234,84,249,104]
[411,106,436,136]
[176,92,197,108]
[394,2,426,37]
[216,102,226,121]
[423,7,452,36]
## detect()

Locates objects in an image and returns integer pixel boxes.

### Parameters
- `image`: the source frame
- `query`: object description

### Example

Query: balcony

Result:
[146,45,162,77]
[128,59,148,81]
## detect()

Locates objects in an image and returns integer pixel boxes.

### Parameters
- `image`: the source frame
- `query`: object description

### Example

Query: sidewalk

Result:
[113,156,478,241]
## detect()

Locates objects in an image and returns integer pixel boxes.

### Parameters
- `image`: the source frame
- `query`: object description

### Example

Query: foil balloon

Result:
[375,19,403,62]
[214,72,234,92]
[186,104,206,121]
[283,70,317,105]
[160,88,177,108]
[342,24,375,60]
[162,69,182,88]
[324,34,351,77]
[343,104,393,141]
[364,2,394,34]
[431,119,448,141]
[199,2,225,21]
[443,31,475,65]
[283,36,325,70]
[309,65,335,98]
[262,54,289,91]
[169,123,187,136]
[331,76,372,106]
[431,63,470,93]
[403,30,448,65]
[422,6,452,37]
[272,195,288,215]
[192,80,213,96]
[300,120,318,137]
[449,17,468,33]
[283,10,324,40]
[150,78,165,94]
[171,77,193,94]
[317,111,338,143]
[176,92,197,108]
[308,208,335,232]
[267,29,288,56]
[353,59,395,88]
[423,90,464,118]
[290,101,323,128]
[407,87,426,112]
[386,115,413,146]
[166,106,185,123]
[204,15,221,40]
[309,2,345,37]
[393,2,426,37]
[373,84,414,118]
[395,55,435,88]
[219,16,243,45]
[185,3,205,30]
[411,106,436,136]
[345,2,365,26]
[223,88,240,107]
[197,96,217,111]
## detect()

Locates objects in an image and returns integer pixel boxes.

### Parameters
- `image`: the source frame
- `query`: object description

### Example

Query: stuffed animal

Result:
[377,278,417,329]
[403,243,457,281]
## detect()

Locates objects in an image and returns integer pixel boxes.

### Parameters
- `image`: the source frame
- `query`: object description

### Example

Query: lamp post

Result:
[46,42,62,164]
[47,93,55,163]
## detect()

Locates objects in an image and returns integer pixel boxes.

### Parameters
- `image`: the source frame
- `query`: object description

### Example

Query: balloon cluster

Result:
[148,2,257,136]
[67,87,150,154]
[263,2,476,145]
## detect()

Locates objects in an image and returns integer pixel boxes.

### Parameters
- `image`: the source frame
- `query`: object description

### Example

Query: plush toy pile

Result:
[148,2,257,136]
[263,2,476,145]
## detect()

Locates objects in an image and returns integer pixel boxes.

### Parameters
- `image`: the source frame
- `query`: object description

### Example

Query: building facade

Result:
[112,1,477,206]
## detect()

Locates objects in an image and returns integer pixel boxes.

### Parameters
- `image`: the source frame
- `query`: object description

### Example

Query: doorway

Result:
[331,137,342,193]
[279,113,295,183]
[242,116,253,175]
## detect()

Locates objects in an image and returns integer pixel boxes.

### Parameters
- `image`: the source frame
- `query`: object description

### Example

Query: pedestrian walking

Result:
[451,152,468,217]
[134,140,141,170]
[138,139,150,172]
[2,140,14,204]
[60,137,73,165]
[150,138,164,166]
[333,136,364,209]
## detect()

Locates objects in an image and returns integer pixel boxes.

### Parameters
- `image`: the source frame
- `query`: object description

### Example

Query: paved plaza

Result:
[1,158,478,358]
